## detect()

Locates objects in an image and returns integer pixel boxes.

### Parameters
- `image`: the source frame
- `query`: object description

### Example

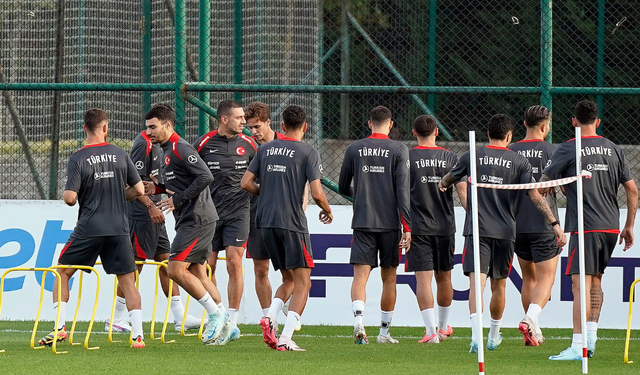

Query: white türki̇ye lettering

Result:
[266,147,296,158]
[86,153,117,165]
[478,156,512,168]
[358,147,390,157]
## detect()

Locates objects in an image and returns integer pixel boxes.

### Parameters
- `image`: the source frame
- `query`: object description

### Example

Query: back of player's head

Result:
[282,105,306,131]
[370,106,392,126]
[245,101,270,122]
[413,115,437,137]
[145,103,175,124]
[487,114,515,140]
[84,108,108,133]
[524,105,551,127]
[574,100,598,125]
[217,100,243,120]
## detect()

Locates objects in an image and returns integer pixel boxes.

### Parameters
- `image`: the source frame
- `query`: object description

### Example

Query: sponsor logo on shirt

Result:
[421,175,441,183]
[267,164,287,173]
[363,166,385,173]
[210,149,219,153]
[165,155,170,166]
[188,155,198,164]
[587,163,609,172]
[94,171,115,180]
[135,161,144,170]
[236,146,245,156]
[480,175,503,184]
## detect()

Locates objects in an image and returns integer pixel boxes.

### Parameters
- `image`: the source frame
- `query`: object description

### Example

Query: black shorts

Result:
[212,215,249,252]
[566,231,618,276]
[462,236,514,279]
[261,228,314,271]
[405,235,455,273]
[130,220,171,260]
[350,230,402,268]
[247,220,270,260]
[58,235,136,275]
[170,223,216,265]
[514,232,562,263]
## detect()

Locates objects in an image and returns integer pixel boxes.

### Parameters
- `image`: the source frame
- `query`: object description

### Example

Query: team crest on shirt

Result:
[188,155,198,164]
[165,155,170,166]
[135,161,144,170]
[236,146,245,156]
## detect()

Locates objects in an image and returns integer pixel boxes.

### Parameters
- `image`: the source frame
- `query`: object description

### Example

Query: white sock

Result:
[352,300,365,327]
[380,311,393,336]
[53,301,67,329]
[525,303,542,322]
[438,305,451,331]
[129,309,143,340]
[170,296,185,323]
[267,298,284,322]
[470,313,479,341]
[281,311,300,339]
[197,293,220,315]
[489,319,502,341]
[571,333,582,349]
[228,308,239,325]
[421,308,436,336]
[262,308,270,317]
[113,296,127,322]
[587,321,598,337]
[217,302,226,314]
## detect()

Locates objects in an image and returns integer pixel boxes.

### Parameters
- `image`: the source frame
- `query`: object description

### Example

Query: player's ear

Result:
[595,118,601,129]
[434,128,439,137]
[302,122,308,133]
[266,119,271,127]
[368,121,372,130]
[388,120,393,130]
[412,129,417,138]
[281,122,287,133]
[571,117,578,128]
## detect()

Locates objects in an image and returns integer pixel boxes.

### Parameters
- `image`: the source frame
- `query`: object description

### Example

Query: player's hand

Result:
[400,232,412,252]
[319,210,333,224]
[620,225,634,251]
[438,181,447,192]
[148,205,165,224]
[157,197,175,214]
[553,225,566,248]
[143,181,156,195]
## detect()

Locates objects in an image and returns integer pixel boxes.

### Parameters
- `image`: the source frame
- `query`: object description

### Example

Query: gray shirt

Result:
[247,137,323,233]
[65,142,141,237]
[409,146,459,236]
[338,134,411,232]
[509,139,558,234]
[127,132,163,221]
[543,135,632,232]
[449,146,533,240]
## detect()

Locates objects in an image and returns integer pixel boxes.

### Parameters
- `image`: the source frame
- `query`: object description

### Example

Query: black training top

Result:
[127,131,164,222]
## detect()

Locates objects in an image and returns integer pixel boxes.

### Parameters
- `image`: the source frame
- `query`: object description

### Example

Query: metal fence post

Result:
[234,0,242,104]
[340,0,350,139]
[174,0,187,137]
[198,0,211,135]
[540,0,553,142]
[428,0,437,112]
[596,0,605,135]
[142,0,152,116]
[49,0,65,199]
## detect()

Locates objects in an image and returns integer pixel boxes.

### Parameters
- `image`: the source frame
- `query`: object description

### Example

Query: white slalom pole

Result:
[575,126,588,373]
[469,131,485,375]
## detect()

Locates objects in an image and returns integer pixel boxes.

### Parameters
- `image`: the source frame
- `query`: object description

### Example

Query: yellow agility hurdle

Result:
[47,265,100,350]
[0,267,66,354]
[624,277,640,364]
[181,263,213,339]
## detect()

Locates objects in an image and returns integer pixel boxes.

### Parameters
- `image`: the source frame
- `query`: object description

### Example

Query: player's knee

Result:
[254,266,269,280]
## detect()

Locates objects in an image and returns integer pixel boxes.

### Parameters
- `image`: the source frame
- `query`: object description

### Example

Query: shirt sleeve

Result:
[543,143,572,179]
[247,149,261,178]
[171,142,214,209]
[338,145,354,198]
[619,149,632,184]
[518,156,534,184]
[305,148,323,183]
[395,145,411,232]
[129,137,148,178]
[449,151,470,182]
[192,135,204,154]
[64,156,81,193]
[125,154,142,187]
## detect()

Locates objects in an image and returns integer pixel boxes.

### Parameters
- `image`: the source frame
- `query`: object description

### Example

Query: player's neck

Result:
[86,133,106,145]
[217,125,236,138]
[416,136,436,147]
[259,129,275,144]
[488,139,510,148]
[160,130,176,145]
[577,125,598,137]
[524,128,545,141]
[283,129,304,141]
[370,128,390,136]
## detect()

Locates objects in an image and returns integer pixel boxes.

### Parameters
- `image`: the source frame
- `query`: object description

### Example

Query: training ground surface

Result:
[0,322,639,374]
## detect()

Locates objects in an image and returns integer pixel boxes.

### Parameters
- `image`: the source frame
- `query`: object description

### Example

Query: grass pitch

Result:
[0,321,639,374]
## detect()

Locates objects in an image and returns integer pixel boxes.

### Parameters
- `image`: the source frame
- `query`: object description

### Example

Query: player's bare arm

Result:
[456,181,467,210]
[303,183,309,211]
[438,172,456,192]
[620,179,638,251]
[309,179,333,224]
[241,171,260,196]
[529,188,566,247]
[62,190,77,206]
[125,181,144,201]
[400,232,412,252]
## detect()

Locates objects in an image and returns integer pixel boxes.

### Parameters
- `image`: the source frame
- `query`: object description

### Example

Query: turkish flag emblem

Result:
[236,146,245,156]
[165,155,170,165]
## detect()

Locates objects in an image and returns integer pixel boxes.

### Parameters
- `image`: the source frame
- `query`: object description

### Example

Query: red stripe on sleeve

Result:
[196,130,218,153]
[240,134,258,151]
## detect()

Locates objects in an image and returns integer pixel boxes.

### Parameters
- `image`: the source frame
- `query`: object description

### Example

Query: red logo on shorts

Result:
[165,155,170,165]
[236,146,245,156]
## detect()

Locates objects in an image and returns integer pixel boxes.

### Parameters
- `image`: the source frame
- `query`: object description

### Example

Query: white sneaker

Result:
[354,324,368,345]
[202,310,228,344]
[209,320,239,346]
[376,334,399,344]
[175,314,203,331]
[276,336,305,351]
[104,319,131,332]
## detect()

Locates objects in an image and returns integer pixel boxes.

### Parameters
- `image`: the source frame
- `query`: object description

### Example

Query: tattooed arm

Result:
[438,172,457,192]
[529,188,566,247]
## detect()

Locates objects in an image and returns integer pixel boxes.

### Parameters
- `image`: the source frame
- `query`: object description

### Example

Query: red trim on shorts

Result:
[239,134,258,151]
[368,133,389,139]
[302,240,314,268]
[508,256,514,276]
[400,215,411,232]
[80,142,109,149]
[196,130,218,153]
[169,133,183,160]
[570,229,620,234]
[462,245,467,262]
[486,145,509,150]
[133,233,147,259]
[58,241,73,260]
[141,131,153,156]
[566,247,576,275]
[241,240,248,248]
[173,238,199,262]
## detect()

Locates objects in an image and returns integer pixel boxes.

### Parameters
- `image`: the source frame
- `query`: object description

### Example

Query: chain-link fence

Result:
[1,0,639,205]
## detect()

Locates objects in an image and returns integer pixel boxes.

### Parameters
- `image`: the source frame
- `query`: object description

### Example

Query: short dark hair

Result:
[145,103,175,124]
[574,100,598,124]
[245,101,270,122]
[217,100,243,119]
[370,106,392,126]
[524,105,551,127]
[487,114,515,140]
[84,108,108,133]
[413,115,437,137]
[282,105,306,131]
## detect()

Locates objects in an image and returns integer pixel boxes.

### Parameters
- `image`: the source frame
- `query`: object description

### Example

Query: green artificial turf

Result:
[0,321,639,374]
